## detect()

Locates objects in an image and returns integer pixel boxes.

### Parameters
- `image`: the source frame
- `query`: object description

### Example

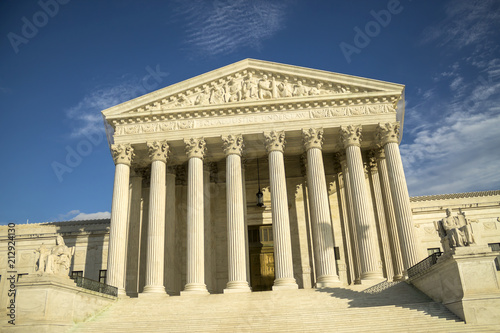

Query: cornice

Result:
[410,190,500,202]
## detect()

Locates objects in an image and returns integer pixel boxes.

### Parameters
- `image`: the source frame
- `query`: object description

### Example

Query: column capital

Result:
[335,151,347,163]
[302,128,324,151]
[340,125,362,148]
[374,147,386,160]
[368,151,378,172]
[222,134,244,156]
[111,143,134,166]
[147,140,169,162]
[166,165,177,175]
[184,137,207,159]
[264,130,286,153]
[376,122,400,145]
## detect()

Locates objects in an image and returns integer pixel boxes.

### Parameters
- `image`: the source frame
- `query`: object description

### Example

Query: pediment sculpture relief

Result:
[145,71,367,112]
[435,208,477,253]
[35,235,75,278]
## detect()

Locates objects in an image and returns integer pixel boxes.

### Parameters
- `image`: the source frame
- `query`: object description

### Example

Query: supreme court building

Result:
[3,60,500,332]
[99,58,434,295]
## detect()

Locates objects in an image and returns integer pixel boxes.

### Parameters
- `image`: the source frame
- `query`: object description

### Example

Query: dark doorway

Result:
[248,225,275,291]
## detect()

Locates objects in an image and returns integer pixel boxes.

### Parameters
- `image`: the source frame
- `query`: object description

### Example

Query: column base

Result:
[224,281,251,293]
[393,274,404,281]
[181,283,209,296]
[272,277,298,290]
[315,275,342,288]
[142,285,167,294]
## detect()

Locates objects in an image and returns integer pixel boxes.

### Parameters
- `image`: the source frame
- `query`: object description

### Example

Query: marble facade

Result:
[1,60,500,306]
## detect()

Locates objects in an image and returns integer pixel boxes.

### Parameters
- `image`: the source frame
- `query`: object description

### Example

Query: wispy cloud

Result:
[171,0,290,56]
[421,0,500,52]
[65,65,169,138]
[403,0,500,196]
[65,82,146,138]
[72,211,110,220]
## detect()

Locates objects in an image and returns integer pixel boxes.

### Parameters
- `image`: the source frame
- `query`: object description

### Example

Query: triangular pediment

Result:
[103,59,404,120]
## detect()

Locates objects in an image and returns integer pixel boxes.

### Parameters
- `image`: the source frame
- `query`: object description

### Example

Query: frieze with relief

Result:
[126,70,379,114]
[115,104,395,136]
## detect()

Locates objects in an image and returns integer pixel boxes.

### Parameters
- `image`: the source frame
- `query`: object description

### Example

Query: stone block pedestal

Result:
[410,246,500,325]
[3,274,116,333]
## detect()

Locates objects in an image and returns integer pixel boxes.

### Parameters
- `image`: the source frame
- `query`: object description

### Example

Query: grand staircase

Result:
[71,282,497,332]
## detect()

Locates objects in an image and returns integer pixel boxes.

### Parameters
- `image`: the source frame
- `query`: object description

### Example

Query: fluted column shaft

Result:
[338,154,361,284]
[164,168,176,294]
[303,128,340,287]
[368,154,394,281]
[108,144,134,295]
[223,135,251,292]
[264,131,298,290]
[182,138,209,294]
[144,141,169,294]
[126,170,143,295]
[376,149,404,280]
[377,122,419,272]
[340,125,383,281]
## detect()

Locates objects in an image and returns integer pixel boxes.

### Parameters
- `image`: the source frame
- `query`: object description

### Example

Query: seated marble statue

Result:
[35,235,75,277]
[437,208,475,251]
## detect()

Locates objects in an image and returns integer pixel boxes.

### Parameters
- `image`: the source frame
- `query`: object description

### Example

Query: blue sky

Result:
[1,0,499,224]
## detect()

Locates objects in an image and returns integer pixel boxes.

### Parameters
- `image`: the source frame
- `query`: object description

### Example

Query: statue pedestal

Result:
[410,245,500,325]
[5,274,116,333]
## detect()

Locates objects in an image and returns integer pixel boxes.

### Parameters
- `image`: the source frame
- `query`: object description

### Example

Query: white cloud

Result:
[72,211,111,221]
[65,82,147,138]
[65,65,169,138]
[171,0,289,56]
[421,0,500,51]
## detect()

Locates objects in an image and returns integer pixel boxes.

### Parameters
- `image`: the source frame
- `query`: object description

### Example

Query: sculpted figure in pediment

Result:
[242,73,258,100]
[293,81,308,96]
[258,74,275,99]
[195,88,210,105]
[309,83,323,96]
[277,79,293,97]
[209,86,224,104]
[228,79,242,102]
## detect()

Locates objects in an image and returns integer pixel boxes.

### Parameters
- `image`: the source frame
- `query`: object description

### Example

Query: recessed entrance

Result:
[248,225,275,291]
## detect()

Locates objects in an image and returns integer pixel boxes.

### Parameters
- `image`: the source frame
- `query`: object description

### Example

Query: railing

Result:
[407,251,442,280]
[72,276,118,297]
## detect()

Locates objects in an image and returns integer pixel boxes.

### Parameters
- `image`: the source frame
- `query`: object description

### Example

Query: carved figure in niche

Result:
[278,79,293,97]
[195,88,210,105]
[35,235,75,277]
[258,75,275,99]
[436,208,476,251]
[228,79,242,102]
[242,73,258,100]
[209,86,224,104]
[309,83,323,96]
[293,81,308,97]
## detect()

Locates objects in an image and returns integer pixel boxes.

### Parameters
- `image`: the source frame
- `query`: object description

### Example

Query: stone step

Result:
[71,282,499,332]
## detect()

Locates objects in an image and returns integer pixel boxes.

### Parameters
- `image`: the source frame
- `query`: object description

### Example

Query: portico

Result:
[102,59,419,296]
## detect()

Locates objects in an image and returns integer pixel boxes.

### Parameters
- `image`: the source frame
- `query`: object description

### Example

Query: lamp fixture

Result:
[256,158,265,208]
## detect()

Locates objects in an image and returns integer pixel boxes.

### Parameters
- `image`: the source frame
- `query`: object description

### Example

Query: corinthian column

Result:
[337,152,361,284]
[143,140,169,294]
[264,131,298,290]
[182,138,209,295]
[340,125,383,281]
[108,143,134,295]
[377,122,419,273]
[222,134,251,293]
[367,152,394,281]
[302,128,340,287]
[375,148,404,280]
